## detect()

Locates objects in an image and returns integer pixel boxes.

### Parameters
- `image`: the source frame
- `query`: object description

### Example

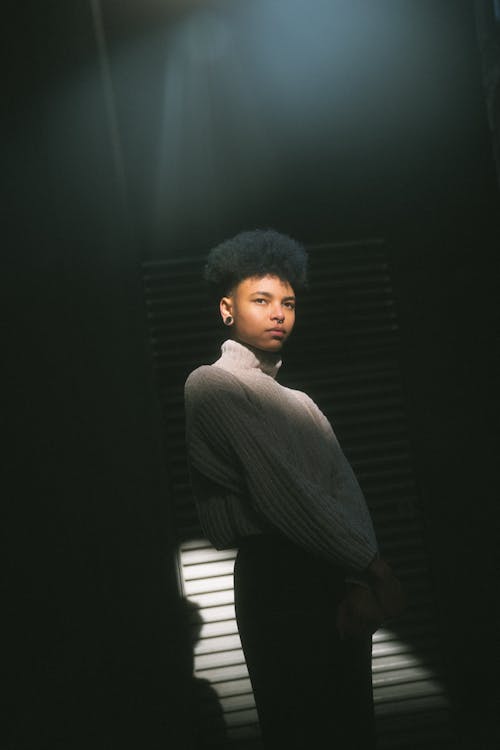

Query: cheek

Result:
[244,305,263,322]
[234,306,258,329]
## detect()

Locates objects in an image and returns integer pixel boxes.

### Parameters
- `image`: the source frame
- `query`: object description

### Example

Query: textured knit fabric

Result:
[184,339,378,574]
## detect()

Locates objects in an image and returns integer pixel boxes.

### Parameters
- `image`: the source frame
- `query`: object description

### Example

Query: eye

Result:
[253,298,267,305]
[284,301,295,310]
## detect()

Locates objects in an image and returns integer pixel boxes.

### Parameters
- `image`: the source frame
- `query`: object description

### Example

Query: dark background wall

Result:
[5,3,189,748]
[5,1,499,748]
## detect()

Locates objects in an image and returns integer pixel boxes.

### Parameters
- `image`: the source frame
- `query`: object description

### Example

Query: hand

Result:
[367,557,405,619]
[336,584,384,639]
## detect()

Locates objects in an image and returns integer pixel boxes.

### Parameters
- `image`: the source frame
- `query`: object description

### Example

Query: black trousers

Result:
[234,535,375,749]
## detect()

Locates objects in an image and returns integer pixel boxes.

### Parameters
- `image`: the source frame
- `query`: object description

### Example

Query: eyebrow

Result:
[252,291,296,301]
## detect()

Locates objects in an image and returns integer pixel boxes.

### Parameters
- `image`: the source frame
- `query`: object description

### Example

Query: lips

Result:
[268,328,286,335]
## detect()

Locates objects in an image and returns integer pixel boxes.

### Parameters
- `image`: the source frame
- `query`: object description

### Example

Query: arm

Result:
[186,367,378,573]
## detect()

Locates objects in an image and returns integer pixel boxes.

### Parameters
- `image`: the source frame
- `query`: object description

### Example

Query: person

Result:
[184,229,404,748]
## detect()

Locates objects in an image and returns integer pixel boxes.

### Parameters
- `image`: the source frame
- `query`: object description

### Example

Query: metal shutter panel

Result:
[142,239,454,748]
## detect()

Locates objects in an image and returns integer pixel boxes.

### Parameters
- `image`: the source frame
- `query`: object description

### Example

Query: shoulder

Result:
[185,364,216,389]
[280,383,316,410]
[285,385,334,430]
[185,365,247,406]
[185,364,239,391]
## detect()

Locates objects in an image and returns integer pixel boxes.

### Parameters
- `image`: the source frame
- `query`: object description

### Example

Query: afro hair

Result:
[204,229,308,300]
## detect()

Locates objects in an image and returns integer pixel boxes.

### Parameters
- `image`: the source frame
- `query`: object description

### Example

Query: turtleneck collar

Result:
[216,339,282,379]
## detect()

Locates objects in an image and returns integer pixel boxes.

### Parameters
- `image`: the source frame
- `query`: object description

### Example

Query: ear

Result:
[219,296,233,324]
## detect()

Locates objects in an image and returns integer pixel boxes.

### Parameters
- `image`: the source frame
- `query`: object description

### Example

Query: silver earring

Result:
[224,316,233,326]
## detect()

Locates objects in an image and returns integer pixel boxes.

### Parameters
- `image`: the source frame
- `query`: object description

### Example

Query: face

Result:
[220,274,296,352]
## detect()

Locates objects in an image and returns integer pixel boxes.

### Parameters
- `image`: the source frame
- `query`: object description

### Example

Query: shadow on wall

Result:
[182,598,229,749]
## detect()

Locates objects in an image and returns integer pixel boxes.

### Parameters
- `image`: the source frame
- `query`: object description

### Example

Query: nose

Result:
[271,305,285,323]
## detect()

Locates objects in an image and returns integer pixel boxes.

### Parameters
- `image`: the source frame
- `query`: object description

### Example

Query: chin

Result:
[237,335,286,352]
[261,339,285,351]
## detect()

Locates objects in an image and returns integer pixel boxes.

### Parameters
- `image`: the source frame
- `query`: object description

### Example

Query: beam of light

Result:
[90,0,128,208]
[151,0,461,250]
[154,4,279,247]
[44,1,470,254]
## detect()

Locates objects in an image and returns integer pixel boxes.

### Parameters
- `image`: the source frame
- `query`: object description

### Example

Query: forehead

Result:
[235,274,295,297]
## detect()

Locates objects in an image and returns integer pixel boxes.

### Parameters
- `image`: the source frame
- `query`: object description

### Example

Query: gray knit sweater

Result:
[184,339,378,574]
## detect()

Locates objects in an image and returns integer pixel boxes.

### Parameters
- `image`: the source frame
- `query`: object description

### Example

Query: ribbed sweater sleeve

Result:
[185,365,378,573]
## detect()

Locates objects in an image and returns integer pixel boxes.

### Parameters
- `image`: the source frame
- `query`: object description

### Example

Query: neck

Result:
[217,338,282,379]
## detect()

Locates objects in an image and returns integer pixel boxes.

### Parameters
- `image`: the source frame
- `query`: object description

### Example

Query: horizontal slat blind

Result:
[142,238,453,748]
